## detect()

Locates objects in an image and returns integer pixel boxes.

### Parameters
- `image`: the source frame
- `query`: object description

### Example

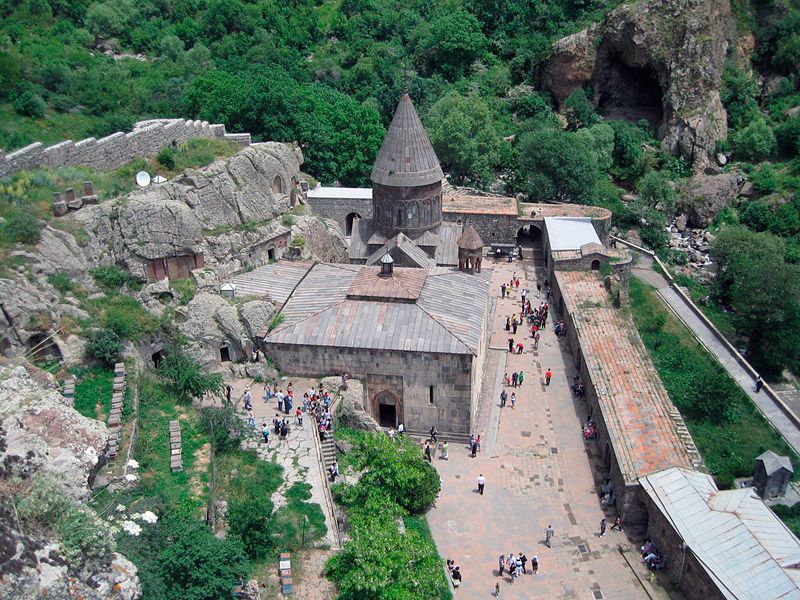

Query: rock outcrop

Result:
[0,365,108,500]
[0,506,141,600]
[542,0,736,171]
[79,142,346,280]
[676,172,740,228]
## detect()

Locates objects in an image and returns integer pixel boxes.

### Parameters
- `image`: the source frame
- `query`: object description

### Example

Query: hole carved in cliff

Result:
[595,55,664,132]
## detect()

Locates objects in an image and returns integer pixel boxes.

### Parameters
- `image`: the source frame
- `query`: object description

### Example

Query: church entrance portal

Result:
[516,224,542,248]
[375,390,401,428]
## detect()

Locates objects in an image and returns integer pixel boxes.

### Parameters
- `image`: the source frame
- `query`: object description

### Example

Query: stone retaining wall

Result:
[0,119,252,178]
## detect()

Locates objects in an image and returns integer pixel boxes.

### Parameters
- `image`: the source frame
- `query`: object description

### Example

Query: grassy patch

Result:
[629,278,800,488]
[673,274,739,343]
[71,367,113,420]
[170,278,196,305]
[85,293,158,341]
[132,375,210,515]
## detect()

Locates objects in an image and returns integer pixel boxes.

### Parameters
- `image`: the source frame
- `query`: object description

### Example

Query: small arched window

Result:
[591,259,601,271]
[272,175,283,194]
[408,202,418,226]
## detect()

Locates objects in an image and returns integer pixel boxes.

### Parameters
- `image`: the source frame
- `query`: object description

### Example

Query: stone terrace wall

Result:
[0,119,252,178]
[305,193,373,234]
[443,212,520,245]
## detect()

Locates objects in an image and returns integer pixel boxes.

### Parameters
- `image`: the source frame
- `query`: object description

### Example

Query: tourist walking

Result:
[430,426,438,443]
[441,441,449,460]
[545,525,554,547]
[510,392,516,409]
[261,421,269,444]
[247,409,255,428]
[611,515,624,532]
[531,555,539,573]
[424,442,432,463]
[477,474,486,495]
[498,554,505,577]
[225,384,232,405]
[511,371,518,387]
[508,338,514,353]
[471,439,478,457]
[500,389,507,407]
[545,368,552,386]
[755,375,764,392]
[518,370,524,386]
[501,283,507,298]
[599,518,607,537]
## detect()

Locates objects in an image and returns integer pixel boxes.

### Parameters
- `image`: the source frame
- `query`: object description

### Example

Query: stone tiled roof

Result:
[443,193,518,216]
[433,221,461,266]
[229,260,315,305]
[347,266,428,301]
[555,270,696,483]
[457,225,484,250]
[265,264,490,355]
[365,233,436,269]
[370,93,444,188]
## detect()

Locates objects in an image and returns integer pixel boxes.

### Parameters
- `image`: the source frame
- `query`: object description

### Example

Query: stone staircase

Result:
[320,436,337,470]
[404,429,472,445]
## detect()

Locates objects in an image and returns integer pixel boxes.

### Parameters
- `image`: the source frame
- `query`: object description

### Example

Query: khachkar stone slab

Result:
[52,191,67,216]
[65,187,82,210]
[81,180,98,205]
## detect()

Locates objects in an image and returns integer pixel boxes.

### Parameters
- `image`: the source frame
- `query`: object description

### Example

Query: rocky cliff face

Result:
[0,364,141,599]
[78,142,346,279]
[542,0,736,171]
[0,364,108,500]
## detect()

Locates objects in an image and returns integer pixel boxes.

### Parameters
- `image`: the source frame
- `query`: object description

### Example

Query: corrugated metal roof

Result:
[544,217,602,251]
[265,264,489,355]
[306,186,372,199]
[641,467,800,600]
[371,93,444,188]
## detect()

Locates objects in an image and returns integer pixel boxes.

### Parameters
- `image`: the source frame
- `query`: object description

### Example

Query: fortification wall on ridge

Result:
[0,119,252,178]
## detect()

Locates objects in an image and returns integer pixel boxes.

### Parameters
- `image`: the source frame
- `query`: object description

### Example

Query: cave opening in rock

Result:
[26,333,63,364]
[596,55,664,132]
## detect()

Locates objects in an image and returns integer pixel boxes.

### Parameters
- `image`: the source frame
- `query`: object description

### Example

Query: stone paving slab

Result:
[426,259,676,600]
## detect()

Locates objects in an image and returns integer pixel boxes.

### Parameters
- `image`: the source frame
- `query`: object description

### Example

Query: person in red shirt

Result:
[545,368,553,386]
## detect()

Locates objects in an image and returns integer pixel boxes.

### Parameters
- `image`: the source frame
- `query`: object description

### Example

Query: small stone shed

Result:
[754,450,794,499]
[456,225,484,273]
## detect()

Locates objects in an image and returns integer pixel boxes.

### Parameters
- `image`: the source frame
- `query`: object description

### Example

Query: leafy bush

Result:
[84,328,122,366]
[47,271,73,293]
[1,210,41,245]
[751,163,780,194]
[90,265,139,291]
[13,89,46,118]
[733,117,777,162]
[90,294,156,340]
[775,117,800,158]
[157,146,177,170]
[157,348,223,403]
[281,214,294,227]
[564,87,599,130]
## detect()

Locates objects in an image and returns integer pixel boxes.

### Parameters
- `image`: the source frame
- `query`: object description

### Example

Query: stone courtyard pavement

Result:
[426,258,676,600]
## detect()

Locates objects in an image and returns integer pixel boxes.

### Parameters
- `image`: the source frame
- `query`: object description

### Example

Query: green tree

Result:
[13,89,46,118]
[711,227,800,375]
[84,0,138,38]
[574,123,614,173]
[732,117,777,162]
[519,128,599,202]
[636,171,676,214]
[721,64,759,130]
[426,91,504,185]
[414,9,488,79]
[564,87,599,130]
[84,328,122,366]
[157,349,223,403]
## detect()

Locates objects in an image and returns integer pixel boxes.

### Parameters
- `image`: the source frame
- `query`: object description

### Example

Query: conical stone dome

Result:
[371,93,444,237]
[371,93,444,187]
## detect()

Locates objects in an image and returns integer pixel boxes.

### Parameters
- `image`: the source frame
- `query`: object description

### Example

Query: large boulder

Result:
[541,0,735,172]
[0,365,109,500]
[177,292,249,368]
[676,172,739,228]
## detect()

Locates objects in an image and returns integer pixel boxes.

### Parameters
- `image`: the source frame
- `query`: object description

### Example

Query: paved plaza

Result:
[427,258,673,599]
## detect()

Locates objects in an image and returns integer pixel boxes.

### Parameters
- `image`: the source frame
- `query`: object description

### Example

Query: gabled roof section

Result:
[757,450,794,475]
[365,233,436,269]
[457,225,484,250]
[347,267,428,302]
[371,93,444,188]
[641,467,800,600]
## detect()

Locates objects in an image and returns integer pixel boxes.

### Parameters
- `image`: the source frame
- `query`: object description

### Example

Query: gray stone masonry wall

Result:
[642,494,725,599]
[266,343,474,433]
[443,212,520,245]
[0,119,252,178]
[305,194,373,234]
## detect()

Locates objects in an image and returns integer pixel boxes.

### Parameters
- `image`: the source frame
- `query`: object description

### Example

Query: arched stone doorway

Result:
[272,175,284,195]
[345,212,361,237]
[591,259,601,271]
[26,333,63,364]
[516,224,542,248]
[374,390,401,428]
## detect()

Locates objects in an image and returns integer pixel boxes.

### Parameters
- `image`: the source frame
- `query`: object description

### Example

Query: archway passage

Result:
[375,390,400,428]
[595,55,664,131]
[272,175,284,195]
[516,225,542,248]
[26,333,62,364]
[345,212,362,237]
[152,349,166,369]
[591,259,601,271]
